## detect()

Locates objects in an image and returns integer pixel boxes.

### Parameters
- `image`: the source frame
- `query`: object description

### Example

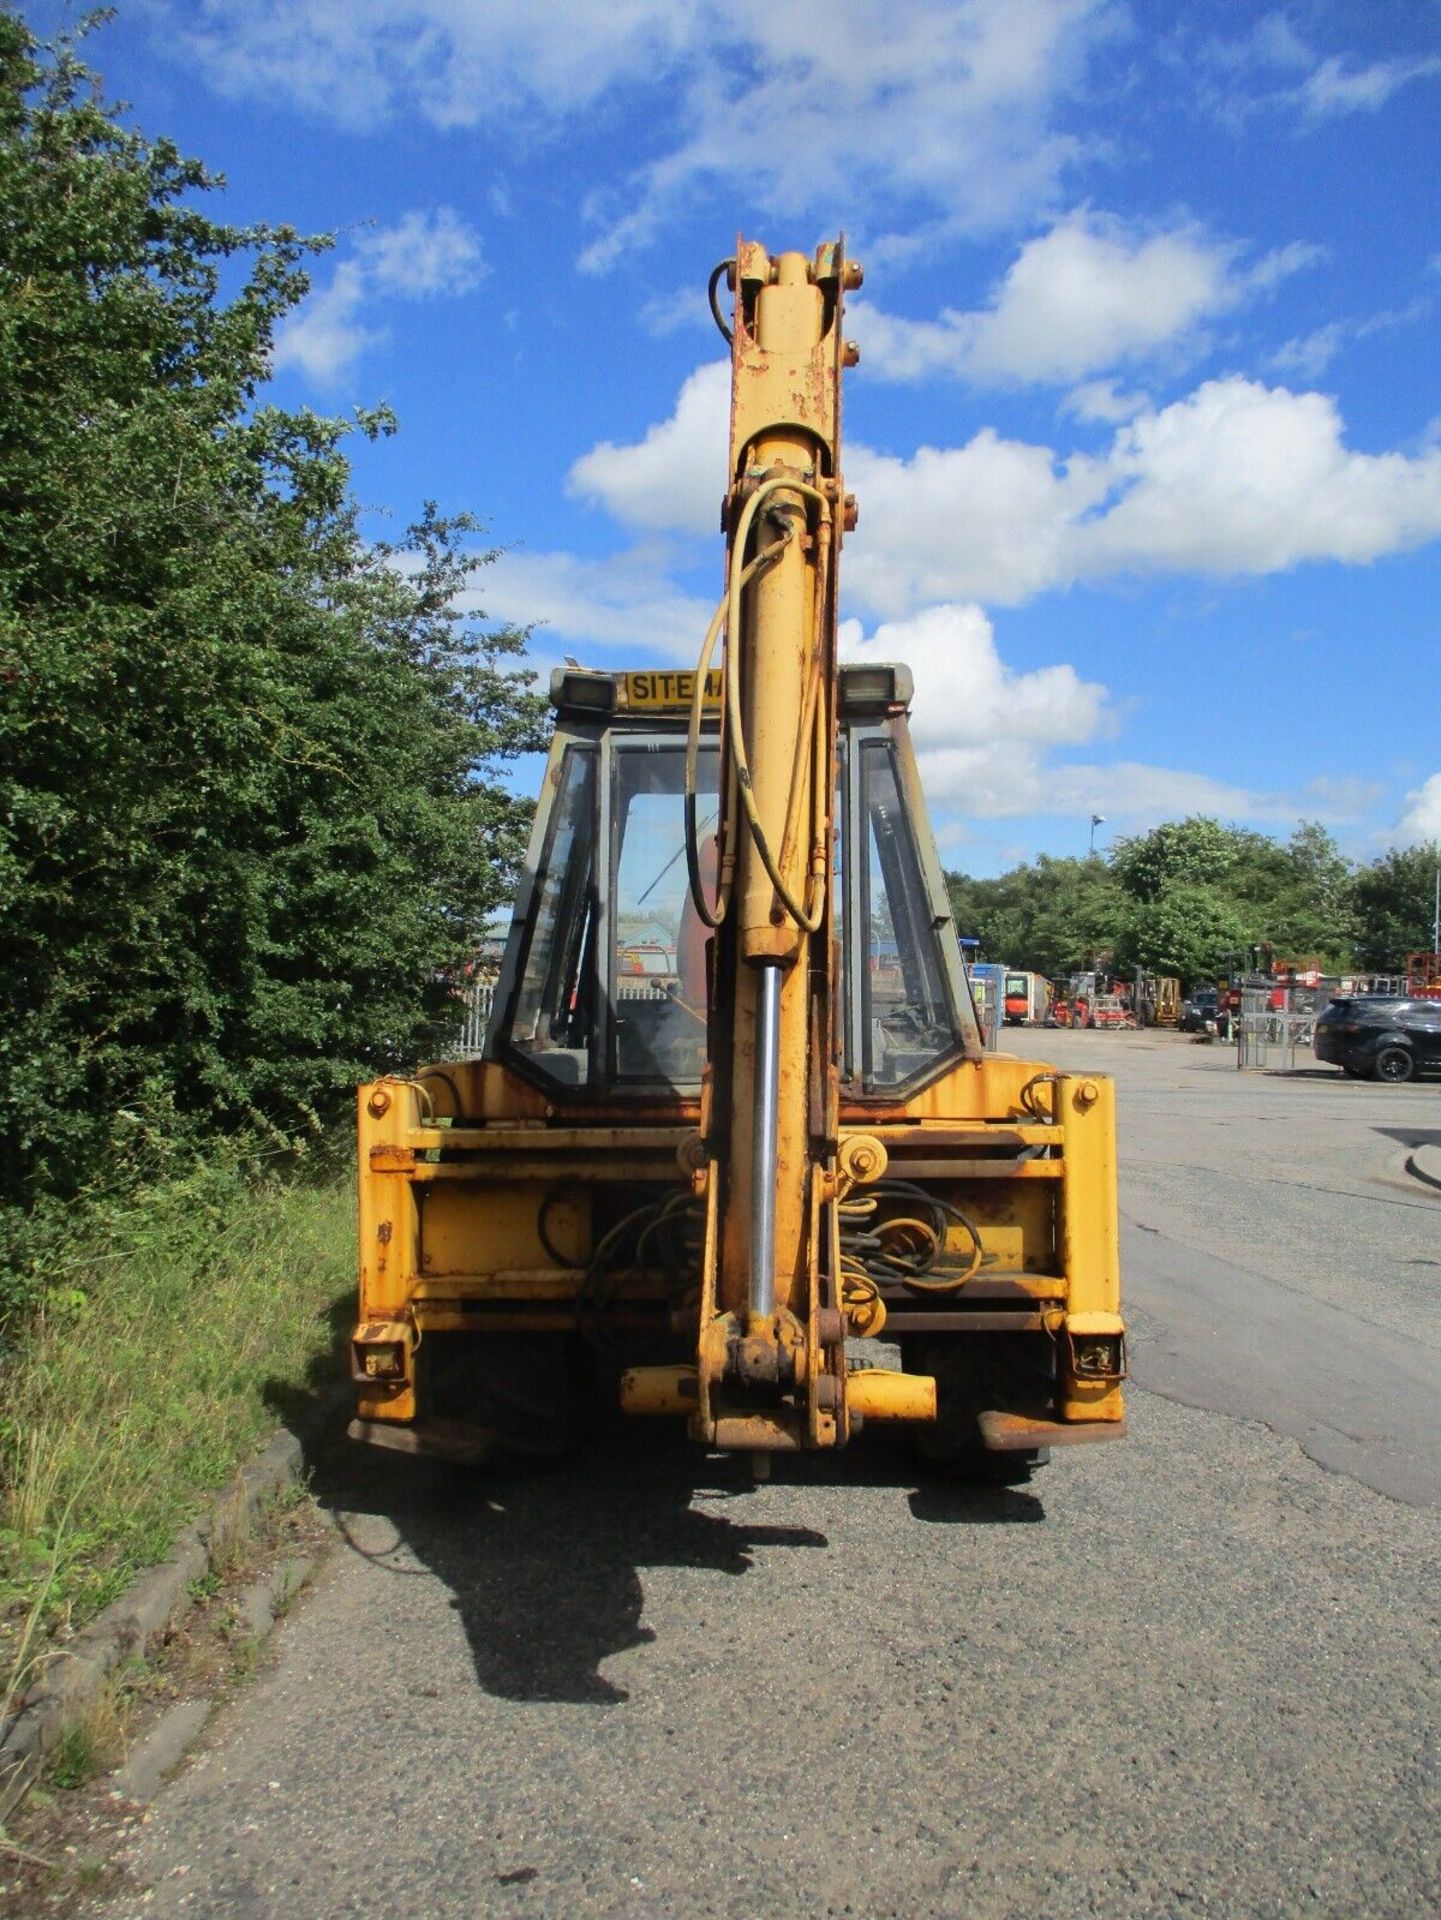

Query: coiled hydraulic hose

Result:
[838,1179,985,1294]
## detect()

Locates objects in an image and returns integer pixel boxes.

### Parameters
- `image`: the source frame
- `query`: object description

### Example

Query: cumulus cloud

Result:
[565,366,1441,613]
[357,207,485,296]
[168,1,1117,265]
[851,213,1316,387]
[844,434,1106,611]
[840,603,1108,753]
[568,363,728,536]
[850,377,1441,609]
[175,0,691,129]
[834,604,1319,823]
[1077,379,1441,581]
[470,538,1388,834]
[952,759,1290,824]
[272,262,378,384]
[1397,774,1441,847]
[273,207,485,381]
[1062,379,1150,424]
[477,545,714,663]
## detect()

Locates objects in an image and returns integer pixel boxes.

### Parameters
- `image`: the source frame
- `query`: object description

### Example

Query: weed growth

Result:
[0,1146,353,1703]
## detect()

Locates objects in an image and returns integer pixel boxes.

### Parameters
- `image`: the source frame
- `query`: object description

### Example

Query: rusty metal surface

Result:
[979,1409,1129,1450]
[407,1126,694,1153]
[880,1157,1061,1180]
[881,1310,1050,1332]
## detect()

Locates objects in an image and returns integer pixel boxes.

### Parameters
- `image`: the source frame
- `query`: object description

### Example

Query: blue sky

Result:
[39,0,1441,875]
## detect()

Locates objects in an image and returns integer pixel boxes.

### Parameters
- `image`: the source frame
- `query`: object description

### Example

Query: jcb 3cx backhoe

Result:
[352,239,1126,1480]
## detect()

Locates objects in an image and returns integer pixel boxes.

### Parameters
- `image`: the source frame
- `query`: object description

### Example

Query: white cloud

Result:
[477,545,713,662]
[639,284,711,337]
[583,0,1118,271]
[845,434,1107,611]
[1396,774,1441,847]
[840,602,1118,819]
[1197,18,1441,130]
[566,366,1441,613]
[474,543,1388,838]
[1269,322,1348,381]
[840,603,1109,754]
[959,759,1279,824]
[568,362,729,535]
[480,553,1384,833]
[273,208,484,382]
[851,213,1313,387]
[357,207,484,296]
[1298,54,1441,119]
[272,261,377,383]
[176,0,693,129]
[1078,378,1441,581]
[916,744,1366,829]
[831,602,1332,829]
[1062,379,1150,424]
[170,1,1118,266]
[1270,298,1430,381]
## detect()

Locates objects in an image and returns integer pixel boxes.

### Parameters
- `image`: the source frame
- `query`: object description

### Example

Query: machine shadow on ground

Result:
[298,1414,1044,1707]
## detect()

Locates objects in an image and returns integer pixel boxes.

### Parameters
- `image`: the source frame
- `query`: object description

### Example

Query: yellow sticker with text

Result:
[622,670,722,709]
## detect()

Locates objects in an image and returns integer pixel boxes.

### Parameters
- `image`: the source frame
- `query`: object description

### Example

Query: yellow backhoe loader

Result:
[351,239,1125,1480]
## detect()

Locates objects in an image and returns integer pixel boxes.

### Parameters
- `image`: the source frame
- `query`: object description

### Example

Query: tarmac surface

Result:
[88,1030,1441,1920]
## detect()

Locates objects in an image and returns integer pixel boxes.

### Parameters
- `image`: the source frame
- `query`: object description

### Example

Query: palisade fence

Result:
[453,978,495,1058]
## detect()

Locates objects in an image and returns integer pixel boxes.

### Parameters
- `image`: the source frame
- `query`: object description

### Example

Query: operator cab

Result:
[487,665,981,1098]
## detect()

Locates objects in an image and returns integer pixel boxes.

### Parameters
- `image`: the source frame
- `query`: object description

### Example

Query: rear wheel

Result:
[1374,1045,1415,1084]
[901,1333,1051,1485]
[424,1332,597,1460]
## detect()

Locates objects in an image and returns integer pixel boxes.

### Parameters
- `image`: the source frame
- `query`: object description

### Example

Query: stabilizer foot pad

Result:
[979,1409,1127,1451]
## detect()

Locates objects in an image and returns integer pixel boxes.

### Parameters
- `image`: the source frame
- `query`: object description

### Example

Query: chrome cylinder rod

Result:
[748,961,783,1320]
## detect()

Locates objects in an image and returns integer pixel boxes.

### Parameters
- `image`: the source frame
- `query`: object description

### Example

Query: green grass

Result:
[0,1151,354,1705]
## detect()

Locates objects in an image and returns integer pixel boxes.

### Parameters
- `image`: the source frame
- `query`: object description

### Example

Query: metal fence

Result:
[968,974,1000,1050]
[452,979,495,1058]
[1236,985,1321,1071]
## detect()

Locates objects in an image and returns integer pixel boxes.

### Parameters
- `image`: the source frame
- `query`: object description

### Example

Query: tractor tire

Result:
[900,1332,1051,1486]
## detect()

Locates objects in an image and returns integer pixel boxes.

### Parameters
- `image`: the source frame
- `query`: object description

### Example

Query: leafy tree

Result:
[0,16,544,1227]
[1350,844,1441,972]
[950,815,1364,988]
[1111,815,1356,972]
[1112,883,1253,983]
[1110,816,1241,903]
[947,854,1130,977]
[1250,822,1355,963]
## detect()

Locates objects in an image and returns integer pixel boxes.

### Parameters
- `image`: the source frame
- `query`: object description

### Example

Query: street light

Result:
[1089,812,1106,857]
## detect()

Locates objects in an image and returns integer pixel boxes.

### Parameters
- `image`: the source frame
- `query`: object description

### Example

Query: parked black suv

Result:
[1313,996,1441,1082]
[1179,988,1220,1033]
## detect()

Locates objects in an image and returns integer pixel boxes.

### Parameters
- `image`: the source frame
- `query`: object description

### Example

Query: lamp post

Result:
[1089,812,1106,857]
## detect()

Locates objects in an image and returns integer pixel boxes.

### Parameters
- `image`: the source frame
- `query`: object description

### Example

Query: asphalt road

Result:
[93,1032,1441,1920]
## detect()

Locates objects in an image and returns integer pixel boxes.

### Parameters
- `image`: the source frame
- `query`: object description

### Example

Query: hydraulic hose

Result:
[683,472,834,935]
[683,548,774,931]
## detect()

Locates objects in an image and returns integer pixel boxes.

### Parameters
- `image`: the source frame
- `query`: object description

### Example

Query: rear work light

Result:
[838,662,914,715]
[549,668,618,715]
[351,1319,413,1384]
